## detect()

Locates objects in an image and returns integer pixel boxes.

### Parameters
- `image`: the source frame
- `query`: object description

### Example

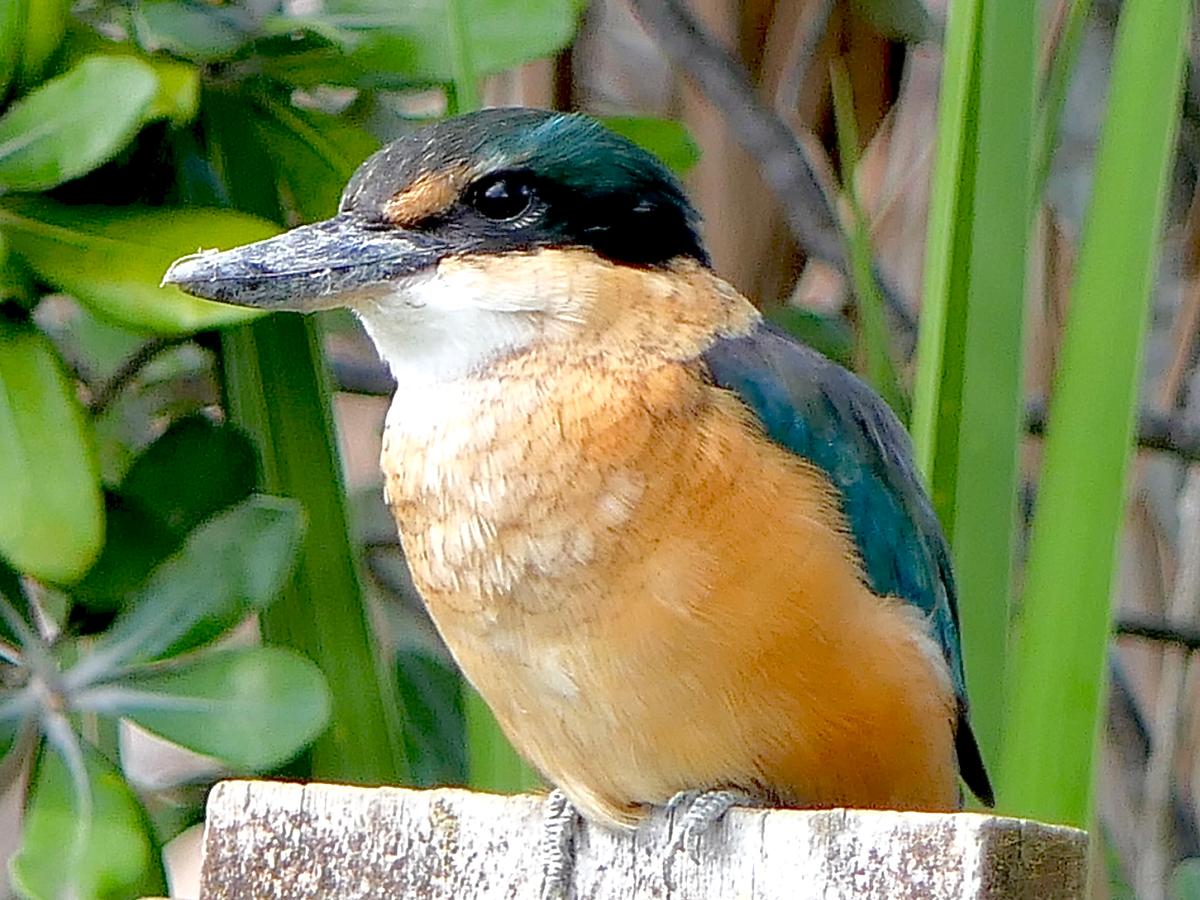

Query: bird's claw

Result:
[539,789,580,900]
[666,788,752,861]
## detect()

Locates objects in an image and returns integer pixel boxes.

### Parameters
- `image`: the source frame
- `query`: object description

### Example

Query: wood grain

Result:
[199,780,1087,899]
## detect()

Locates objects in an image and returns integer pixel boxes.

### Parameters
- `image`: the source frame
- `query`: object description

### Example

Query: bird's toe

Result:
[539,788,581,900]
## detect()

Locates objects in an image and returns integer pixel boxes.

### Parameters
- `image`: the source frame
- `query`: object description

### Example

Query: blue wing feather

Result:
[701,320,993,804]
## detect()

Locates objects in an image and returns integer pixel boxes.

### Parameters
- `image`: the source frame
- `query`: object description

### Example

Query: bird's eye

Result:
[469,174,535,221]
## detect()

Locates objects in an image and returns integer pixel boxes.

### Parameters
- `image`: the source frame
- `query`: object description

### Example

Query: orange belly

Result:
[383,317,958,828]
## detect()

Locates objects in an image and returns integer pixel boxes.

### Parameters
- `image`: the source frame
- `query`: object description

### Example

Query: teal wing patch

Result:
[701,320,993,805]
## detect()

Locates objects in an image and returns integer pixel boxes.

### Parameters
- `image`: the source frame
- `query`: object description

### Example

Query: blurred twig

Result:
[1116,614,1200,650]
[627,0,845,268]
[769,0,836,126]
[1026,399,1200,463]
[1136,470,1200,899]
[88,336,189,416]
[1107,655,1200,873]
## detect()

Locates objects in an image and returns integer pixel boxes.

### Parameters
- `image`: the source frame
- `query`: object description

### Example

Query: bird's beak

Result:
[162,212,449,311]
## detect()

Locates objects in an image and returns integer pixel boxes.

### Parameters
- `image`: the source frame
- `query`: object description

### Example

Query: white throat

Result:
[353,265,550,385]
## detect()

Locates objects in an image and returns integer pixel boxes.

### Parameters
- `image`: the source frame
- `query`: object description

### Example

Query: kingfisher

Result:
[165,107,992,889]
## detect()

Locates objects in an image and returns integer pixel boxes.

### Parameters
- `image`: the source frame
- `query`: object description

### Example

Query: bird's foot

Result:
[665,788,759,862]
[539,788,581,900]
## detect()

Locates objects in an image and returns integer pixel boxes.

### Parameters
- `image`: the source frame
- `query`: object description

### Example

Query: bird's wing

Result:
[701,320,993,804]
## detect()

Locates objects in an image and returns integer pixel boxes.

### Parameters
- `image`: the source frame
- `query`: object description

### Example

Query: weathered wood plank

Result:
[199,780,1087,899]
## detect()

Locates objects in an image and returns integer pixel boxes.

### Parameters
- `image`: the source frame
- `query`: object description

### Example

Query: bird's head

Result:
[164,108,709,381]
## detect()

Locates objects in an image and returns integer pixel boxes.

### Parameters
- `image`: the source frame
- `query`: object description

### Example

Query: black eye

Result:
[469,174,535,221]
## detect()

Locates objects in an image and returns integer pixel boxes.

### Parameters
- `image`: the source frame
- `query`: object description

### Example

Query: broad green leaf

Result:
[133,0,259,61]
[145,56,201,125]
[72,492,177,615]
[0,322,103,583]
[76,416,257,611]
[121,415,258,535]
[601,117,700,175]
[14,0,67,86]
[269,0,581,87]
[0,56,158,192]
[76,496,304,678]
[52,19,200,125]
[396,648,466,787]
[106,647,331,771]
[203,89,372,220]
[0,0,25,100]
[0,197,277,335]
[10,741,166,900]
[0,230,33,306]
[246,97,378,221]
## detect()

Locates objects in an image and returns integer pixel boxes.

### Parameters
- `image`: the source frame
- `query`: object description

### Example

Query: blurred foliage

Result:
[0,0,702,894]
[913,0,1040,784]
[0,0,1187,893]
[997,0,1188,827]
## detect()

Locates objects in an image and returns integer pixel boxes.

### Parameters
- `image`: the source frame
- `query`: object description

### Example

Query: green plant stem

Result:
[1000,0,1190,826]
[828,59,908,421]
[464,689,539,793]
[913,0,1037,773]
[911,0,981,480]
[221,319,408,784]
[445,0,480,114]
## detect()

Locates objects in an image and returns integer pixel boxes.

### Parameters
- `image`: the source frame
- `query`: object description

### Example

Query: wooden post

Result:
[198,780,1087,899]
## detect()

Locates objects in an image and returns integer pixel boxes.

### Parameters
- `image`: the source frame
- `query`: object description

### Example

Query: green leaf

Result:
[0,197,277,335]
[0,0,25,101]
[0,230,34,306]
[247,97,378,221]
[51,21,200,126]
[77,415,258,609]
[829,58,908,421]
[76,496,304,676]
[122,415,258,535]
[97,647,331,771]
[278,0,581,86]
[145,56,201,125]
[466,688,539,792]
[14,0,67,86]
[763,306,854,368]
[912,0,1037,767]
[133,0,259,61]
[0,322,104,583]
[72,492,178,614]
[851,0,938,43]
[1000,0,1190,826]
[0,55,158,192]
[10,741,166,900]
[396,648,466,787]
[600,117,700,174]
[221,317,409,784]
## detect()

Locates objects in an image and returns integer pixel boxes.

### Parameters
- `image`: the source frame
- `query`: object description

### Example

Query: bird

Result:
[165,106,993,885]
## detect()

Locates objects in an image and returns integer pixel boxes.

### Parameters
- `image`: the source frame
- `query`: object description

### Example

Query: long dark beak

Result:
[162,213,449,311]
